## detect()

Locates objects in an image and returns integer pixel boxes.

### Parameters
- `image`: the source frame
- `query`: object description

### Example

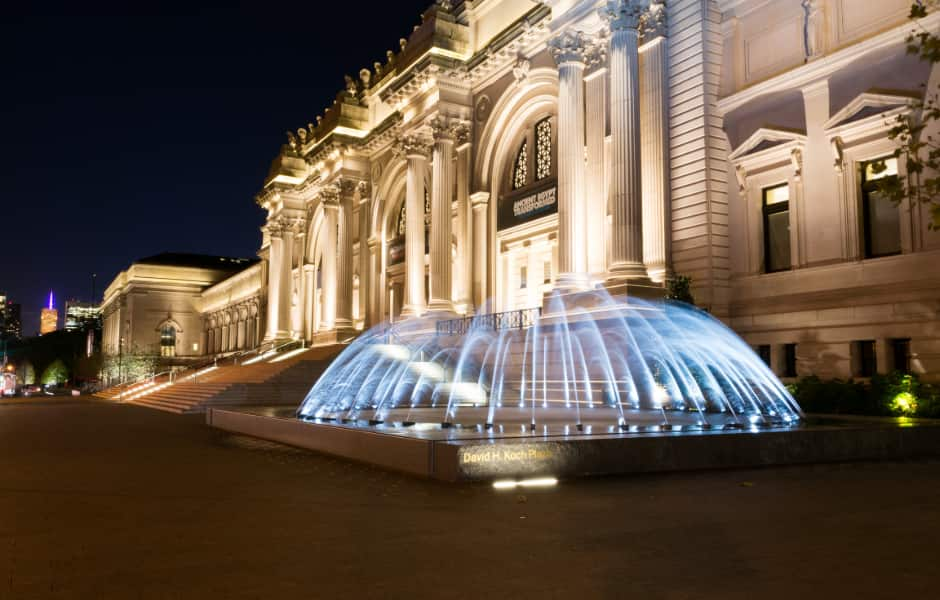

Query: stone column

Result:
[470,192,489,309]
[549,31,591,291]
[367,237,382,325]
[454,124,473,313]
[264,223,282,341]
[585,60,608,279]
[335,182,355,330]
[303,265,315,340]
[428,118,457,313]
[640,4,671,283]
[604,0,647,282]
[320,188,339,329]
[358,183,371,328]
[398,133,431,317]
[277,219,297,337]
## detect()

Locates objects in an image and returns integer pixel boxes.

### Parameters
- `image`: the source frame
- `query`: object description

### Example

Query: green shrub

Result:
[790,371,940,418]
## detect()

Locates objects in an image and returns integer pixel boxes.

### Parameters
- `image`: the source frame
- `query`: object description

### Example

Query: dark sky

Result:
[1,0,429,334]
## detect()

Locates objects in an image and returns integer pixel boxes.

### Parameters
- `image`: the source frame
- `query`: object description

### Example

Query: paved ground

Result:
[1,397,938,599]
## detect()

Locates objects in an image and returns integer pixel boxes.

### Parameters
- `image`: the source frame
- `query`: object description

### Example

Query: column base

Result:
[399,304,426,319]
[603,277,665,302]
[554,272,593,293]
[311,327,359,346]
[426,299,455,314]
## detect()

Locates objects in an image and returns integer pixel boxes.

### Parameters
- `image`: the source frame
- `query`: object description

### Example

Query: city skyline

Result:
[0,0,429,332]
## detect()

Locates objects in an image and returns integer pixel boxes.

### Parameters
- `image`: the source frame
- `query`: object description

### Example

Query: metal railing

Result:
[435,307,542,336]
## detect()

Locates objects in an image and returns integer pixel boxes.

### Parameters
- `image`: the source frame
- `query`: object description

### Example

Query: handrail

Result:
[435,307,542,336]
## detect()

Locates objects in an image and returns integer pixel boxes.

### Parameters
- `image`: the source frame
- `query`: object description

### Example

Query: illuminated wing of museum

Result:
[101,0,940,383]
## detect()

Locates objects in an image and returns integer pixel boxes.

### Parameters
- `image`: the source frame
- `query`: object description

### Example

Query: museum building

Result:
[101,0,940,382]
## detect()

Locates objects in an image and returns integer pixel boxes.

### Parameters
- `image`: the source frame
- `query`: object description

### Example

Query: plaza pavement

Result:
[0,397,937,599]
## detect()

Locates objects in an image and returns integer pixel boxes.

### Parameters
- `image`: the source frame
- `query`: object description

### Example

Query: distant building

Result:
[65,300,101,332]
[2,300,21,340]
[40,291,58,336]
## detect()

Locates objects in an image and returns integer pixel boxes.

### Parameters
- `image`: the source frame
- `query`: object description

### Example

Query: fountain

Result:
[297,289,802,433]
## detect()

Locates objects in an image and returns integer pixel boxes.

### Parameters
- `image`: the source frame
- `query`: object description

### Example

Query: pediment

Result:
[824,90,917,131]
[729,127,807,162]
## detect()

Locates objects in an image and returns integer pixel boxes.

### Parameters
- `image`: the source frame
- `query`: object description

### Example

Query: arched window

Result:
[160,325,176,357]
[535,118,552,181]
[512,140,528,190]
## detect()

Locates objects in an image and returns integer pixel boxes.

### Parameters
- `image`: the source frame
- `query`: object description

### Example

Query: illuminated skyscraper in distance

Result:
[65,300,101,332]
[40,291,58,335]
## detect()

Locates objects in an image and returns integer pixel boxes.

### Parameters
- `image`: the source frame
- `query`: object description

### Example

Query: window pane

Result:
[536,119,552,181]
[864,157,898,181]
[865,188,901,257]
[765,210,791,272]
[512,141,528,190]
[764,184,789,205]
[519,266,527,289]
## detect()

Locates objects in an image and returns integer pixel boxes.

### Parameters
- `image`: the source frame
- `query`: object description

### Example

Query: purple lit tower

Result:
[40,291,58,335]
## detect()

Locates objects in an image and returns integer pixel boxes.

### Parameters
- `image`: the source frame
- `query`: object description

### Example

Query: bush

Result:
[790,371,940,418]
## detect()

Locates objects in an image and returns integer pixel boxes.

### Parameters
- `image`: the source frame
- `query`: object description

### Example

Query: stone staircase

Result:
[97,345,344,414]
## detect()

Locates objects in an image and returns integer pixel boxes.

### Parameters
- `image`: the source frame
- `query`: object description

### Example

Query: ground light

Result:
[492,477,558,490]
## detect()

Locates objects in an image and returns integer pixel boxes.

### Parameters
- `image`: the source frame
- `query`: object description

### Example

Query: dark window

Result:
[519,266,527,289]
[854,340,877,377]
[757,345,771,367]
[762,184,791,273]
[512,141,528,190]
[860,157,901,258]
[891,338,911,373]
[783,343,797,378]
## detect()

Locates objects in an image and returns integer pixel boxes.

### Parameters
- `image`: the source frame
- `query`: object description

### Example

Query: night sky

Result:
[1,0,429,334]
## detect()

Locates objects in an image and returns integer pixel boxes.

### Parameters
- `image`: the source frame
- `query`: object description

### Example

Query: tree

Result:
[16,361,35,385]
[666,274,695,305]
[872,2,940,228]
[41,359,69,386]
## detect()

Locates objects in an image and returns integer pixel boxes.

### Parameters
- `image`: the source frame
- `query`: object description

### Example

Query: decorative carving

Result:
[790,148,803,178]
[285,131,299,152]
[436,0,452,12]
[601,0,646,32]
[640,1,667,40]
[474,95,491,123]
[734,164,747,193]
[831,136,845,172]
[359,68,371,88]
[318,184,341,206]
[802,0,823,60]
[395,132,433,159]
[357,180,371,199]
[344,74,357,95]
[430,116,469,143]
[512,55,531,85]
[549,30,591,65]
[452,120,471,147]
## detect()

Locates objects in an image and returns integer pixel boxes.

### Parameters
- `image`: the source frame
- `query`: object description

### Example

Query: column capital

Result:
[549,30,591,66]
[601,0,646,32]
[430,116,470,144]
[640,1,667,41]
[470,191,490,209]
[277,216,305,235]
[317,183,341,206]
[394,132,433,160]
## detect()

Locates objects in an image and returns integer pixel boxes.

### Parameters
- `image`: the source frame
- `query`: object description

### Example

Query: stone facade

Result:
[103,0,940,382]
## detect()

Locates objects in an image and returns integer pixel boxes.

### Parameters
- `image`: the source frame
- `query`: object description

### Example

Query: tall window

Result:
[861,157,901,258]
[535,118,552,181]
[853,340,877,377]
[762,183,791,273]
[160,325,176,358]
[891,338,911,373]
[783,343,797,378]
[512,141,528,190]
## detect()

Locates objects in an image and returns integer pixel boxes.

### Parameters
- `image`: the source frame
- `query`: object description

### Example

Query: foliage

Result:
[666,275,695,305]
[100,350,159,386]
[41,359,69,386]
[789,371,940,418]
[871,2,940,229]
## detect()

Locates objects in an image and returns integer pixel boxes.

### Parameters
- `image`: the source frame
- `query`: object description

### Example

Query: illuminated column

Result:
[303,265,315,340]
[367,237,382,325]
[549,31,591,291]
[585,59,608,279]
[399,133,431,317]
[455,125,473,312]
[470,192,489,309]
[335,183,354,330]
[640,2,671,282]
[277,219,298,338]
[358,183,371,328]
[428,118,457,313]
[320,187,339,329]
[264,222,285,340]
[604,0,648,282]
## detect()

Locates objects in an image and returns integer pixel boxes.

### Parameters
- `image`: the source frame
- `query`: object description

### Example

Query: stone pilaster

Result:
[470,191,489,309]
[335,181,355,330]
[278,217,302,339]
[397,133,432,317]
[640,3,671,282]
[585,48,608,279]
[549,30,591,291]
[428,117,463,314]
[320,186,339,329]
[264,222,283,341]
[454,124,472,313]
[357,182,371,328]
[604,0,648,282]
[367,237,381,326]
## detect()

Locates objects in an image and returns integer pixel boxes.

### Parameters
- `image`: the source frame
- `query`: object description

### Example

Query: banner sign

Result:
[498,181,557,230]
